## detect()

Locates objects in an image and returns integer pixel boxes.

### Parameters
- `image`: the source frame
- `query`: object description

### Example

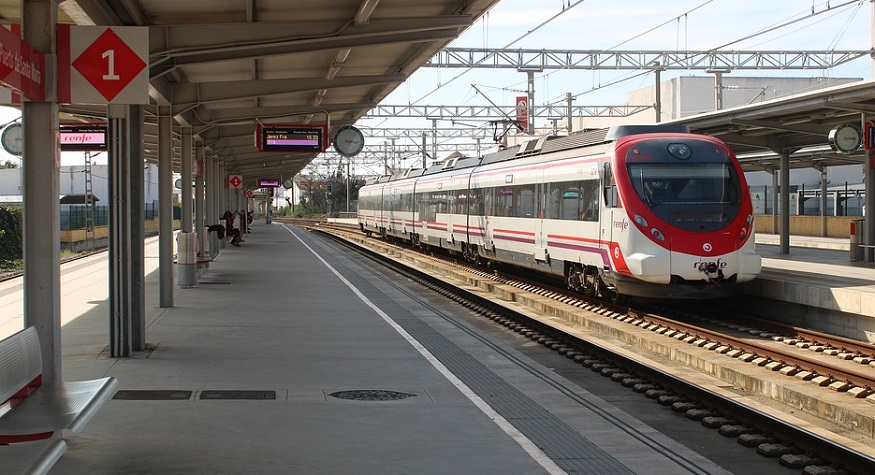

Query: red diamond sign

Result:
[59,25,149,104]
[228,175,243,189]
[72,29,145,102]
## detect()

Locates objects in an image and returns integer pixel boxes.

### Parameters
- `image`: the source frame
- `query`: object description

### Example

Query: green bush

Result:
[0,207,22,265]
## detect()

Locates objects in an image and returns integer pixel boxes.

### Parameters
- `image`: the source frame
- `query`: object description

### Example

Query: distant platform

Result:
[740,234,875,341]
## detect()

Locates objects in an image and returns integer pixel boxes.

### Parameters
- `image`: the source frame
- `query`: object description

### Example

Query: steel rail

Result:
[308,223,875,474]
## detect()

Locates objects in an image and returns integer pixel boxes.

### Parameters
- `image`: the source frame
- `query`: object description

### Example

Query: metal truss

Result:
[356,126,495,140]
[426,48,869,70]
[363,104,651,120]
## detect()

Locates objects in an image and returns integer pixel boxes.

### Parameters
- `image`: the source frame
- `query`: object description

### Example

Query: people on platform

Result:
[223,210,244,247]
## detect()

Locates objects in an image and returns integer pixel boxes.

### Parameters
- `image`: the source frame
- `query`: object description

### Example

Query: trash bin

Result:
[206,224,225,255]
[850,219,864,261]
[177,231,197,287]
[208,229,220,258]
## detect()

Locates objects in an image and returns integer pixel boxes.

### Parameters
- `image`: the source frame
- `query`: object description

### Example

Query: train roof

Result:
[365,124,693,185]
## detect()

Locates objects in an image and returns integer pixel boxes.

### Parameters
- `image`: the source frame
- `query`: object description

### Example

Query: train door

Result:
[468,177,495,255]
[600,162,618,250]
[535,177,548,262]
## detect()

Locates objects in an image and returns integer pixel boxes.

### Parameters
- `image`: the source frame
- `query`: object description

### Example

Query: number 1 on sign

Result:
[101,50,120,80]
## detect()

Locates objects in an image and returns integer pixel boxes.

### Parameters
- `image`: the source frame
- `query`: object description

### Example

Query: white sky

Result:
[383,0,873,107]
[0,0,872,170]
[361,0,875,171]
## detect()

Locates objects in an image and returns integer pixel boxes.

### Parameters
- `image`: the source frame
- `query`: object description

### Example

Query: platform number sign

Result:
[58,25,149,105]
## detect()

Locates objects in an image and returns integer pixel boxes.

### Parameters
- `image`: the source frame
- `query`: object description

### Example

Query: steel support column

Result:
[780,150,791,254]
[128,105,146,351]
[181,130,192,233]
[195,144,205,257]
[22,0,60,383]
[158,108,173,307]
[177,129,196,287]
[108,105,132,357]
[866,149,875,261]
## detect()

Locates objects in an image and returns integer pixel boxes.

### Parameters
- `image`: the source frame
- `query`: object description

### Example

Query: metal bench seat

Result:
[0,327,117,474]
[0,439,66,475]
[0,378,118,439]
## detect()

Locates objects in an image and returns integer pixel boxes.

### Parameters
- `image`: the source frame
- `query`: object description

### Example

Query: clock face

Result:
[1,123,22,156]
[828,124,861,154]
[333,126,364,157]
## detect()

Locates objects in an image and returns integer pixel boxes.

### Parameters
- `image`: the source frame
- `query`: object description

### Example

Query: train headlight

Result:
[667,143,692,160]
[650,228,665,241]
[739,227,748,240]
[634,215,648,227]
[746,214,753,226]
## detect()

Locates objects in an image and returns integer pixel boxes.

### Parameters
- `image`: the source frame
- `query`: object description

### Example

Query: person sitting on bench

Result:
[223,210,244,247]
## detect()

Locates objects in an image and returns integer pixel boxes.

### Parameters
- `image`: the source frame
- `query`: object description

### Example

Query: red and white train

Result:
[358,125,761,300]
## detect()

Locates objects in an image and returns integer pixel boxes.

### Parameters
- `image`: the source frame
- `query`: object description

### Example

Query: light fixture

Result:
[354,0,379,25]
[324,66,340,80]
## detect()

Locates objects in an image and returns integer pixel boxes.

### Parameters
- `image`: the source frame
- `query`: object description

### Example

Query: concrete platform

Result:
[4,222,735,474]
[742,233,875,341]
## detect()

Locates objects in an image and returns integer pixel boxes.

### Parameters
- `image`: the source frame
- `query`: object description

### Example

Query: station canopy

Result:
[668,79,875,173]
[0,0,499,188]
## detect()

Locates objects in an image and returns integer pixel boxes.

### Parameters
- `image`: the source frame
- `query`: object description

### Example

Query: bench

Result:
[0,327,118,474]
[0,439,66,475]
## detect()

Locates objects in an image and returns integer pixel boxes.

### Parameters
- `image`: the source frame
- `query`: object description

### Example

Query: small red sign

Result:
[228,175,243,189]
[515,96,528,134]
[71,28,146,102]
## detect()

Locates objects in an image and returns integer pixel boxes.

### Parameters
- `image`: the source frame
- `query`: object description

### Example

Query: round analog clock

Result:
[1,123,23,156]
[332,125,365,157]
[828,123,862,154]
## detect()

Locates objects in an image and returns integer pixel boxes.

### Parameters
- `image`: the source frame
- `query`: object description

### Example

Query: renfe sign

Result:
[60,124,107,151]
[0,26,44,101]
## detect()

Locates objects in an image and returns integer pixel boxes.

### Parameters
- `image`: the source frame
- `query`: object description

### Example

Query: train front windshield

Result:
[627,145,743,232]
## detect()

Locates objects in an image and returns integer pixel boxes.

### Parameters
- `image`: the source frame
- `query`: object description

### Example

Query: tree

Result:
[0,160,19,169]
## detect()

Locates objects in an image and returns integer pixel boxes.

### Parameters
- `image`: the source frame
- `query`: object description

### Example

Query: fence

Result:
[61,202,179,230]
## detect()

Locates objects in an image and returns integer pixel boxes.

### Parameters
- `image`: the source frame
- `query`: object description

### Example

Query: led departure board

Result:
[257,177,281,187]
[60,124,107,151]
[255,124,326,152]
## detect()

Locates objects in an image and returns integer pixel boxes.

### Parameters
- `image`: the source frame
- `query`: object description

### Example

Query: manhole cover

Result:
[329,390,416,401]
[199,390,276,400]
[113,390,192,400]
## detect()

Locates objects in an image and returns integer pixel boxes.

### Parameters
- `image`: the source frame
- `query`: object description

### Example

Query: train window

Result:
[627,163,742,231]
[603,163,618,208]
[545,186,561,219]
[629,164,737,205]
[496,186,514,217]
[580,181,599,221]
[516,184,536,217]
[468,188,483,215]
[548,180,599,221]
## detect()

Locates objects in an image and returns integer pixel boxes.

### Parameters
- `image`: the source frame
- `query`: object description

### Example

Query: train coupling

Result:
[696,262,724,283]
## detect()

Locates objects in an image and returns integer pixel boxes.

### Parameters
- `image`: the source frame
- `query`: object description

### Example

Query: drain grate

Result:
[199,390,276,400]
[329,390,416,401]
[113,390,192,400]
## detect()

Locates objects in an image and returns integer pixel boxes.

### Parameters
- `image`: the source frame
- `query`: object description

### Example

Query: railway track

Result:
[301,221,875,474]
